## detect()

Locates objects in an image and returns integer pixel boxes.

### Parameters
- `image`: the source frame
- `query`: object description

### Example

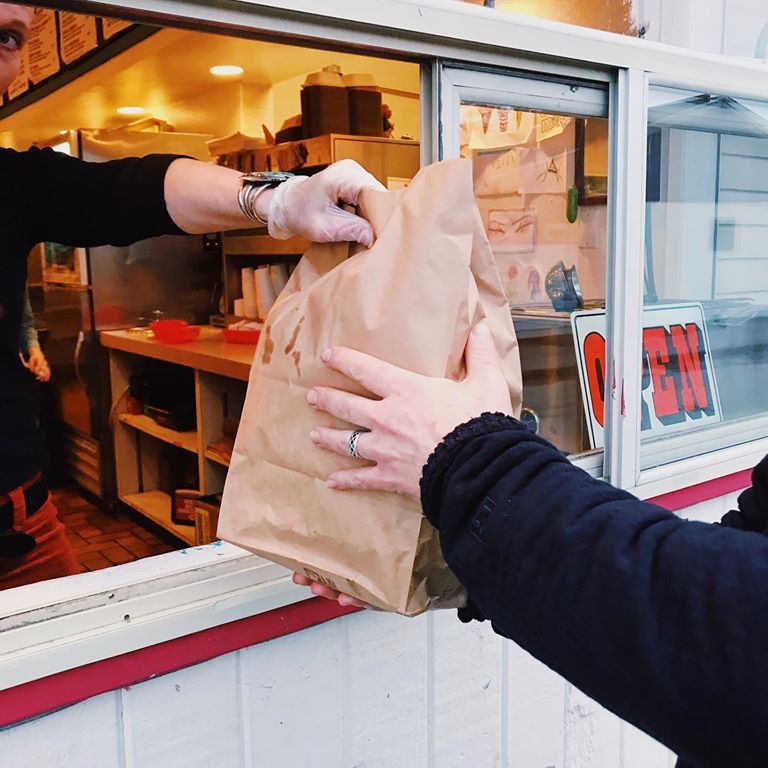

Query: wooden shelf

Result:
[102,327,254,382]
[119,413,198,454]
[223,233,308,256]
[204,448,231,468]
[120,491,196,546]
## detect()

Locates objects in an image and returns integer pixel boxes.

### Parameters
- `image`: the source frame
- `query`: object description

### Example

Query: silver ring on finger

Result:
[347,429,368,459]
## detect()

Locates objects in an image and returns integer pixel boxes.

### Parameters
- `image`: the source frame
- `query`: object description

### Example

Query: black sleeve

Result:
[421,414,768,768]
[14,146,185,247]
[720,454,768,534]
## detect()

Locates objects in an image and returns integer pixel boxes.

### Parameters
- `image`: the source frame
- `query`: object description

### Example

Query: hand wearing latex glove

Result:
[267,159,385,247]
[306,322,513,501]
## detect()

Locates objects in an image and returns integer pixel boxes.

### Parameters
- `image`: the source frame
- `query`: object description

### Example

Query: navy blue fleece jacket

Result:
[420,413,768,768]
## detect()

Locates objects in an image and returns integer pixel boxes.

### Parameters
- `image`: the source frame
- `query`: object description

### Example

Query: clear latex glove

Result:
[267,159,385,246]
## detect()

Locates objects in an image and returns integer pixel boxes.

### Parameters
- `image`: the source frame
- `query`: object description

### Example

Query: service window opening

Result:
[0,9,421,591]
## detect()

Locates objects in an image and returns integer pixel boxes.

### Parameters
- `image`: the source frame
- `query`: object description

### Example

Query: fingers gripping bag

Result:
[218,158,522,616]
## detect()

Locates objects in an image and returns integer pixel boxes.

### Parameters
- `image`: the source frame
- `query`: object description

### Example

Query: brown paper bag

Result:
[218,159,522,616]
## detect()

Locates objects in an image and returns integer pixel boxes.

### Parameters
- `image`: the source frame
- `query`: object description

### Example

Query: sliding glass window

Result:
[640,85,768,469]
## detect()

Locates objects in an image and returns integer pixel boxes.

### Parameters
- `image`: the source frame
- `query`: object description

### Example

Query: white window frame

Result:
[438,63,611,480]
[625,72,768,497]
[4,0,768,692]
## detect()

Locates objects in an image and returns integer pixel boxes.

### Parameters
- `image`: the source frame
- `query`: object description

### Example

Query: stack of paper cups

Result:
[270,264,290,297]
[255,266,277,322]
[241,267,257,319]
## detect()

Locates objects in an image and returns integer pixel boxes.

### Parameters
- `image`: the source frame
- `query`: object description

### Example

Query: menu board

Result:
[102,18,133,39]
[59,13,98,65]
[27,9,60,85]
[6,47,30,100]
[2,11,144,105]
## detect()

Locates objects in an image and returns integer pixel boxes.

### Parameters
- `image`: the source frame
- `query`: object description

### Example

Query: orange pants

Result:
[0,488,80,590]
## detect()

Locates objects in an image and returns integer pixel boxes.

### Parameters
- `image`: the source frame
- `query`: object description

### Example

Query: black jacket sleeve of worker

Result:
[420,413,768,768]
[8,146,185,248]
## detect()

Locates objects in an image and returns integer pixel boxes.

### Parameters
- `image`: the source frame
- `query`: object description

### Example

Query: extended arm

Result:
[18,288,38,354]
[422,417,768,767]
[11,147,381,248]
[304,326,768,767]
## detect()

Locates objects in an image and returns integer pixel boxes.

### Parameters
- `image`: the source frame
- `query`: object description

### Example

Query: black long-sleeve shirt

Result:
[0,147,183,495]
[421,413,768,768]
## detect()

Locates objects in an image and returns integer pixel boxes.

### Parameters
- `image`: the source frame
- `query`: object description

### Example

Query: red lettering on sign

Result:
[583,332,606,427]
[669,323,709,412]
[643,326,679,418]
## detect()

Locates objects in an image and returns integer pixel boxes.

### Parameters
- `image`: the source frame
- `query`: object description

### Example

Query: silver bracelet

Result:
[237,182,274,226]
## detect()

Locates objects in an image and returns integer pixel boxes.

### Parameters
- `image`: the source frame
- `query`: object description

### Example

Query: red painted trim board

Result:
[649,468,751,512]
[0,598,357,730]
[0,468,753,730]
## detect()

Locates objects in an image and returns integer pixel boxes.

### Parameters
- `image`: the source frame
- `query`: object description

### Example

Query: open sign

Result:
[571,304,722,449]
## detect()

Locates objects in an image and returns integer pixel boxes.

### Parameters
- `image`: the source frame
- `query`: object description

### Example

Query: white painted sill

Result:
[0,542,306,691]
[632,437,768,499]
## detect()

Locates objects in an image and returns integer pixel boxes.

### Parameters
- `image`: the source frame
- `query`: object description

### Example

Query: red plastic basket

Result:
[150,320,201,344]
[222,327,261,345]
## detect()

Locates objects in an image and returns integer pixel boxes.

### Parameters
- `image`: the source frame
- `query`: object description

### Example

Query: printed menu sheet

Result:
[101,18,133,39]
[59,13,98,65]
[28,9,60,85]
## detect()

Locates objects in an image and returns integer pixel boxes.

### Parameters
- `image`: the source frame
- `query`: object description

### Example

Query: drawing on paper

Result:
[473,147,521,196]
[536,114,572,142]
[487,208,536,253]
[526,266,544,302]
[501,259,525,304]
[520,148,569,194]
[460,105,535,149]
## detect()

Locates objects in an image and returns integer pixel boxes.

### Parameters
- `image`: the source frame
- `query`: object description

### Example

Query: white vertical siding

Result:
[1,493,742,768]
[121,653,243,768]
[0,691,123,768]
[241,618,344,768]
[430,610,503,767]
[507,641,565,768]
[725,0,768,57]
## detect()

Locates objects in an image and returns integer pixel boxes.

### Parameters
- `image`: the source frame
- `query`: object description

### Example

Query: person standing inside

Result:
[19,287,50,383]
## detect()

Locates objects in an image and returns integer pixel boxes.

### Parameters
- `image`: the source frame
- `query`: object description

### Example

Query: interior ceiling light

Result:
[210,65,244,76]
[117,106,146,116]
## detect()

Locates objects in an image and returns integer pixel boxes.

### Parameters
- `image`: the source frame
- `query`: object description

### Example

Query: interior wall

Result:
[148,81,273,139]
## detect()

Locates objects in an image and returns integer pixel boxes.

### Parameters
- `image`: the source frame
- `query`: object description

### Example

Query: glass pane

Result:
[641,86,768,469]
[455,0,639,36]
[461,103,609,455]
[455,0,768,60]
